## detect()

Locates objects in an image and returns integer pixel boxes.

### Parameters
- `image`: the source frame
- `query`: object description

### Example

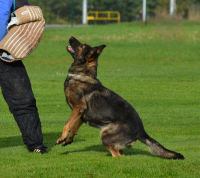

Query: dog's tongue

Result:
[68,46,74,53]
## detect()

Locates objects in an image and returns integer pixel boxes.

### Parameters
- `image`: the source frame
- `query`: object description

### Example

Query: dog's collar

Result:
[68,73,80,77]
[68,73,99,84]
[68,73,92,78]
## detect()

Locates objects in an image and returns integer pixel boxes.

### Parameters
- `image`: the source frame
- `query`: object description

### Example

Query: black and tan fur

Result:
[56,37,184,159]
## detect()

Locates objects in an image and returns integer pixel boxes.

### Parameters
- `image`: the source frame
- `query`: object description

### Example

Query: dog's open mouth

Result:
[67,46,74,53]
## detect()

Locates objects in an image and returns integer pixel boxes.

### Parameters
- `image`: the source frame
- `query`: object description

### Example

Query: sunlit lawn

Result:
[0,21,200,177]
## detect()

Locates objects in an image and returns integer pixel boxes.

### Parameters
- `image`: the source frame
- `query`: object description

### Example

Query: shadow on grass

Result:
[0,133,156,158]
[62,144,156,158]
[0,135,24,148]
[0,132,86,152]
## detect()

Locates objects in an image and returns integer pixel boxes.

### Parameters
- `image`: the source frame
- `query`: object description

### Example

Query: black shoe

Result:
[33,146,48,154]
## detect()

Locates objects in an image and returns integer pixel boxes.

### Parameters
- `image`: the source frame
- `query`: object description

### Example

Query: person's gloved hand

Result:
[7,17,19,30]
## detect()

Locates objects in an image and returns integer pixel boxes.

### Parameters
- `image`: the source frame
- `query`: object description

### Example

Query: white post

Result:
[142,0,146,21]
[82,0,87,24]
[170,0,176,16]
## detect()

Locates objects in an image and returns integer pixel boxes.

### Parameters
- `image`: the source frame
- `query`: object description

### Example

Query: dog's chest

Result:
[64,78,86,107]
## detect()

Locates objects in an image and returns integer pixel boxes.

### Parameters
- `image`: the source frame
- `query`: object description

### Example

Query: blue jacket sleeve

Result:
[0,0,13,42]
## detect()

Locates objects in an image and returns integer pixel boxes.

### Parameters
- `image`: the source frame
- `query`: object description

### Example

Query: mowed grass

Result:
[0,21,200,177]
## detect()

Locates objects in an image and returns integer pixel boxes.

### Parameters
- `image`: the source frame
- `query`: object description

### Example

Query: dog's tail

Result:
[138,132,184,159]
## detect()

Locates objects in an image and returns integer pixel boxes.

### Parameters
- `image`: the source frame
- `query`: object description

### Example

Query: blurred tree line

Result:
[29,0,199,24]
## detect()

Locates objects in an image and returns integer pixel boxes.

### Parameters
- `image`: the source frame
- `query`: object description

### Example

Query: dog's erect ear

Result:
[97,45,106,55]
[87,47,98,58]
[86,45,106,62]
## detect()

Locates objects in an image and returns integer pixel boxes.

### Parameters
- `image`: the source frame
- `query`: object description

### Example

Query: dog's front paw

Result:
[55,138,66,145]
[62,137,74,146]
[62,137,74,147]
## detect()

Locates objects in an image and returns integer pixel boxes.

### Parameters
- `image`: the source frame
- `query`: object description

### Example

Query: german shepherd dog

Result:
[56,37,184,159]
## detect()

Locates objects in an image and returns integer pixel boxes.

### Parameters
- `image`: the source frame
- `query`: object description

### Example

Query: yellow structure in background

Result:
[87,11,120,24]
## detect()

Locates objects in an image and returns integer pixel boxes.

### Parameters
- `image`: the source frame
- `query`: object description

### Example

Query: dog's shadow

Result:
[62,144,156,158]
[0,132,156,158]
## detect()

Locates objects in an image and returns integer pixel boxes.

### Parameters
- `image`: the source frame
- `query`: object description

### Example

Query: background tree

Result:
[29,0,197,24]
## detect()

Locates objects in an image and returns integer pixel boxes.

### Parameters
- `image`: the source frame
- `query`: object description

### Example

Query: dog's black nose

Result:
[69,37,81,46]
[70,36,75,40]
[69,36,75,44]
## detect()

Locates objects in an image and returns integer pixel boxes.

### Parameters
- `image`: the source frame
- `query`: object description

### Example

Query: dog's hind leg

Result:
[101,136,124,157]
[101,125,125,157]
[62,119,83,146]
[119,150,125,156]
[105,144,123,158]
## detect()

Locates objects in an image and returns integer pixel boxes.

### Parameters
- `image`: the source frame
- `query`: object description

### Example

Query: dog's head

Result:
[67,36,106,77]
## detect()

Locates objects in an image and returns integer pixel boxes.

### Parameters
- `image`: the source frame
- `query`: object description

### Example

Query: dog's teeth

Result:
[68,46,74,53]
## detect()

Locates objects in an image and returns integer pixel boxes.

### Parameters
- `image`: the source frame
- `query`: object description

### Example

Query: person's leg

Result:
[0,59,47,153]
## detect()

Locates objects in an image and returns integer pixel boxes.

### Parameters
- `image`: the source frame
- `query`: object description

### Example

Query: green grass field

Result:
[0,21,200,177]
